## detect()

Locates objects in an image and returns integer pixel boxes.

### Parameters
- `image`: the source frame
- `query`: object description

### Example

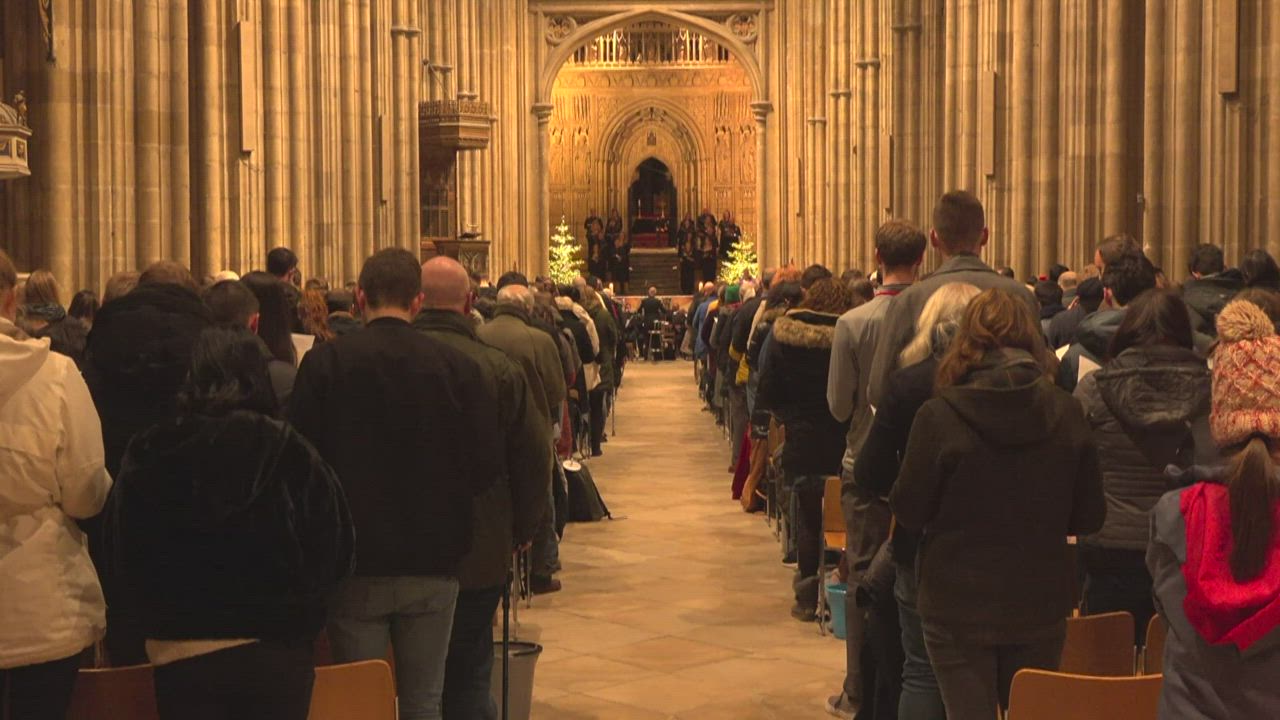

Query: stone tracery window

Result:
[568,22,733,68]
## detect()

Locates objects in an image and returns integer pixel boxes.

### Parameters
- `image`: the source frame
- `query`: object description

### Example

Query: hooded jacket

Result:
[1075,345,1210,551]
[1148,471,1280,718]
[104,411,353,642]
[891,349,1106,640]
[756,309,850,477]
[0,318,112,668]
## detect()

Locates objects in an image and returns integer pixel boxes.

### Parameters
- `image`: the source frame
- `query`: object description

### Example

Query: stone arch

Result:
[599,96,707,163]
[538,8,766,105]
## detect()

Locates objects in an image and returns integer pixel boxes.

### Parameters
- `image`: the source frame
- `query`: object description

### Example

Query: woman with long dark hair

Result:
[891,287,1105,719]
[1148,298,1280,718]
[105,325,353,720]
[241,271,297,365]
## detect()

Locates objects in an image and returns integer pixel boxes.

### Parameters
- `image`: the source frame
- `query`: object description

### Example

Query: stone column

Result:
[534,101,554,274]
[1142,0,1166,269]
[752,100,773,269]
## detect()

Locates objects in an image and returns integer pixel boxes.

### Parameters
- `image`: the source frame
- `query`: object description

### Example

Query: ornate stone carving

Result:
[545,15,578,45]
[0,94,34,180]
[727,13,758,44]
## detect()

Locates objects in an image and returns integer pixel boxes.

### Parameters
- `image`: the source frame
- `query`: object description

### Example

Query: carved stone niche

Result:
[0,95,33,180]
[432,232,491,280]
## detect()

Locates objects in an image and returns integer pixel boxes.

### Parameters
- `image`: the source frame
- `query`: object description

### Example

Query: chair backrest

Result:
[822,476,844,534]
[1143,614,1168,675]
[66,665,160,720]
[1060,611,1136,676]
[1007,669,1162,720]
[309,660,397,720]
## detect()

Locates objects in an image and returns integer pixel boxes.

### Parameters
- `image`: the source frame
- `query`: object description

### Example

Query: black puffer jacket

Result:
[1073,345,1210,551]
[756,309,849,477]
[104,411,354,643]
[1182,271,1245,336]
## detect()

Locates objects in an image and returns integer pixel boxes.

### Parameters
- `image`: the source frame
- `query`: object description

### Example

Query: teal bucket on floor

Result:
[827,583,849,639]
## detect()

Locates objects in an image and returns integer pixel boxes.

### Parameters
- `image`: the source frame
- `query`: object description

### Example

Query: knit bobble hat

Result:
[1210,299,1280,448]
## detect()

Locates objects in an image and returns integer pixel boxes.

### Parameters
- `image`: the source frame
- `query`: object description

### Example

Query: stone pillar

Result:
[534,101,554,274]
[752,100,773,269]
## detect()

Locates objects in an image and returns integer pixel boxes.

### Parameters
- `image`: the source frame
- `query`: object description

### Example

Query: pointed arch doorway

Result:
[628,157,676,248]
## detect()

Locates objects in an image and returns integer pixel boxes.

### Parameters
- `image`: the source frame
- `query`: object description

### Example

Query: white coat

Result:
[0,318,112,668]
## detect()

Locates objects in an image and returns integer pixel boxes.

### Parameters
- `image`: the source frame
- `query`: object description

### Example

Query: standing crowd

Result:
[0,244,628,720]
[690,190,1280,720]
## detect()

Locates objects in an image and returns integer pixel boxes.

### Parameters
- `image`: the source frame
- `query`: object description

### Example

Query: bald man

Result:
[412,256,551,718]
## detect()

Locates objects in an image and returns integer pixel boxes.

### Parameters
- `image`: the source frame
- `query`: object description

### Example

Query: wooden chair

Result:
[816,475,846,636]
[66,665,160,720]
[1060,611,1137,676]
[1143,614,1168,675]
[309,660,397,720]
[1007,669,1162,720]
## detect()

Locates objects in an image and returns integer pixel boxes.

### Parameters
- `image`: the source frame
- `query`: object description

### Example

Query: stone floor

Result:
[518,359,845,719]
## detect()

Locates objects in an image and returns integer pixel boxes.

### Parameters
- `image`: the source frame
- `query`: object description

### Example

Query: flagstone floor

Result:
[520,360,845,719]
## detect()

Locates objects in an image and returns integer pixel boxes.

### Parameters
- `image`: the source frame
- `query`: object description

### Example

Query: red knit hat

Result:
[1210,299,1280,448]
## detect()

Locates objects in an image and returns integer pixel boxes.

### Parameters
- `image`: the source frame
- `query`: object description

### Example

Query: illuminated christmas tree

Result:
[719,233,759,284]
[548,217,583,285]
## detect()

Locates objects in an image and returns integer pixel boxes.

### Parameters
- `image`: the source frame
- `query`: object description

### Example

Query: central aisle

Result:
[526,360,845,719]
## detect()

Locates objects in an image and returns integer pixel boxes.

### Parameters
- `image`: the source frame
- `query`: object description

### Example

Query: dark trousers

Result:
[922,621,1065,720]
[153,639,314,720]
[1080,546,1155,645]
[0,652,82,720]
[861,580,904,720]
[588,387,608,453]
[443,586,503,720]
[792,475,825,604]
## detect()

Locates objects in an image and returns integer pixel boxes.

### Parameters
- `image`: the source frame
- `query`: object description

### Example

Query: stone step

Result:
[626,249,682,295]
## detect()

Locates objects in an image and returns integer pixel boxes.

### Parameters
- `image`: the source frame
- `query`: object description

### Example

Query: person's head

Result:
[139,260,198,292]
[1189,243,1226,278]
[496,283,535,312]
[1058,271,1080,292]
[800,264,833,290]
[572,275,588,290]
[580,284,603,311]
[559,284,582,304]
[1047,263,1070,283]
[178,325,278,418]
[936,287,1055,387]
[849,279,875,306]
[299,289,334,342]
[1102,253,1157,308]
[840,268,865,284]
[202,279,260,329]
[420,256,473,315]
[766,281,804,311]
[240,271,296,364]
[1034,280,1063,310]
[21,270,62,308]
[103,271,141,304]
[1208,299,1280,581]
[304,277,330,292]
[875,219,928,275]
[266,247,299,279]
[996,266,1015,279]
[900,283,982,366]
[67,290,99,326]
[761,269,776,290]
[931,190,988,256]
[799,277,854,315]
[1076,277,1105,314]
[212,270,240,283]
[1094,233,1143,273]
[326,288,356,315]
[1232,288,1280,330]
[0,249,17,321]
[1108,289,1195,357]
[358,248,424,319]
[1241,249,1280,288]
[496,270,529,291]
[648,286,658,297]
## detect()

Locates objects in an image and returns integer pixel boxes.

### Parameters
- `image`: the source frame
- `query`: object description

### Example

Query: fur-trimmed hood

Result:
[771,309,839,349]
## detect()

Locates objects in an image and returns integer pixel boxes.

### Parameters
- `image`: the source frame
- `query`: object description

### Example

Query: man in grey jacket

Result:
[823,219,926,718]
[866,191,1038,408]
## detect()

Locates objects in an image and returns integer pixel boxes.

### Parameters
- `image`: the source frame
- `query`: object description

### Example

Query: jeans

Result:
[443,586,503,720]
[1080,547,1155,645]
[328,576,460,720]
[0,651,82,720]
[894,564,945,720]
[154,640,314,720]
[791,475,825,605]
[922,620,1066,720]
[533,480,561,579]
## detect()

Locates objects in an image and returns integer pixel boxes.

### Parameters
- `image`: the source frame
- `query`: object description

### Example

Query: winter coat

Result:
[1148,470,1280,719]
[289,317,495,578]
[756,309,850,477]
[1073,346,1210,552]
[327,312,363,338]
[1057,309,1125,393]
[478,305,568,425]
[413,310,551,589]
[585,300,619,391]
[104,411,353,643]
[1182,271,1245,336]
[30,316,90,370]
[556,298,600,391]
[0,318,112,668]
[891,349,1105,640]
[1046,304,1088,350]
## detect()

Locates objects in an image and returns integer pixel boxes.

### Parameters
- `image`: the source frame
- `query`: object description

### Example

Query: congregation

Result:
[0,244,631,719]
[3,188,1280,720]
[689,190,1280,720]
